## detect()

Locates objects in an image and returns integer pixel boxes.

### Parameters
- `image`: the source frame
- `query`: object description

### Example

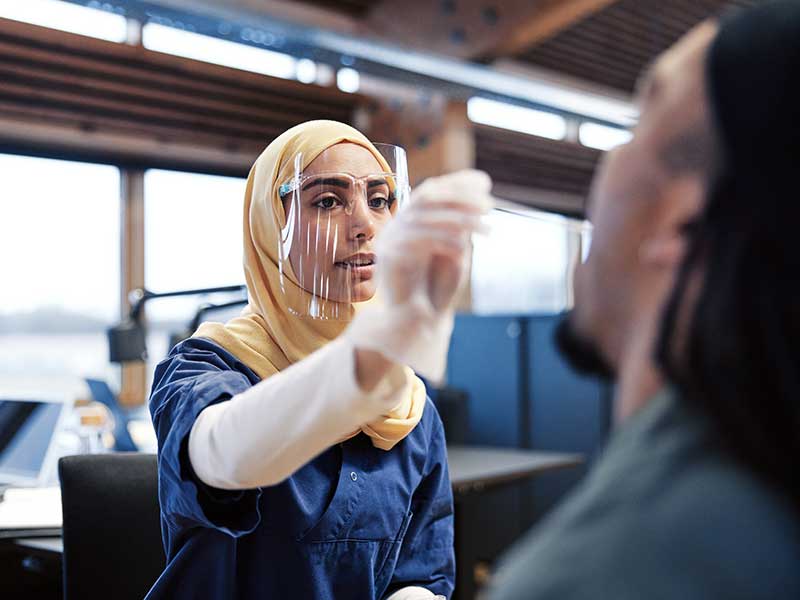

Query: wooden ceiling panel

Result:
[515,0,761,94]
[365,0,617,60]
[475,124,601,216]
[289,0,375,19]
[0,17,363,175]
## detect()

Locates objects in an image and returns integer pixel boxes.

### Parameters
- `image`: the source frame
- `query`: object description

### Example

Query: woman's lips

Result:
[335,258,375,279]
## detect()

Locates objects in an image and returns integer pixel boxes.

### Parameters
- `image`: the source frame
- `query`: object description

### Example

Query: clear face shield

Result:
[277,142,410,320]
[470,204,593,315]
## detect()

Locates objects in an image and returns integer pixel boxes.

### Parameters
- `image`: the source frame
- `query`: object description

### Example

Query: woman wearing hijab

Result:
[146,120,492,600]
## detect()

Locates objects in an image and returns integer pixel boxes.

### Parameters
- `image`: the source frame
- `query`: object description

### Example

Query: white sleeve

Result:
[188,337,407,490]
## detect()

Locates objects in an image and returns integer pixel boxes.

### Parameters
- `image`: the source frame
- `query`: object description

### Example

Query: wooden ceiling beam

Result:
[484,0,621,58]
[0,16,362,174]
[364,0,620,60]
[132,0,619,62]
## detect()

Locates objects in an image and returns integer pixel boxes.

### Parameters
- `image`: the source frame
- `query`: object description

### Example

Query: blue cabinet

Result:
[526,315,611,457]
[446,315,525,447]
[446,313,610,456]
[444,313,612,598]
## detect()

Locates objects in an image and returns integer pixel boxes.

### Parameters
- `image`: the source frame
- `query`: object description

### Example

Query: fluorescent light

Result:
[336,68,360,93]
[468,97,567,140]
[296,58,317,84]
[579,122,633,150]
[143,22,297,79]
[0,0,127,42]
[315,31,638,126]
[315,63,335,86]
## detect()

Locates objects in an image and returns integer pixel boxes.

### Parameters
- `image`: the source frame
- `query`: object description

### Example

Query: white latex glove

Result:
[385,587,445,600]
[346,169,493,384]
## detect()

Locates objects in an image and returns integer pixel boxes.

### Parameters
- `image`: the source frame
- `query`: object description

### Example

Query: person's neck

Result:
[613,311,666,426]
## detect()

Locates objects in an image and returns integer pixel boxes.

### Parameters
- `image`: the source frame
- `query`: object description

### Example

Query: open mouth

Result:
[335,254,375,269]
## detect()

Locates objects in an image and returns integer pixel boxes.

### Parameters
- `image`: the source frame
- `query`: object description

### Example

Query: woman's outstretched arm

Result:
[188,336,407,490]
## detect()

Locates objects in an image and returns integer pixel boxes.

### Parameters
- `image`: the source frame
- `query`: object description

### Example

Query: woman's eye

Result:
[369,196,392,209]
[314,196,340,209]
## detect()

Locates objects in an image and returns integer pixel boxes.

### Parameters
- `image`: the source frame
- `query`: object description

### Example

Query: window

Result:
[467,97,567,140]
[144,169,247,365]
[0,154,120,396]
[0,0,128,42]
[579,122,633,151]
[471,208,584,314]
[142,23,299,80]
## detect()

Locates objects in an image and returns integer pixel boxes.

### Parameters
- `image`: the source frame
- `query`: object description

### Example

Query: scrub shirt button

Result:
[350,471,358,482]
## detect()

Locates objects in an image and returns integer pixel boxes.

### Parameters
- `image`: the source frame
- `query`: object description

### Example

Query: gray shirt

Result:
[487,388,800,600]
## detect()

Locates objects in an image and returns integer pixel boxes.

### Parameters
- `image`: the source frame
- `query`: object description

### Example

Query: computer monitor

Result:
[0,398,70,487]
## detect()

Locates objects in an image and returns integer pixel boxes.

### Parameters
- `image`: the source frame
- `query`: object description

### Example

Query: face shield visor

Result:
[470,205,593,315]
[277,142,409,320]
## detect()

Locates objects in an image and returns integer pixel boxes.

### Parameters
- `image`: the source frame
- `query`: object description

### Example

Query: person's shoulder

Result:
[615,458,800,597]
[650,455,800,562]
[149,337,258,414]
[155,337,256,381]
[397,396,446,467]
[419,396,446,441]
[645,450,794,529]
[490,451,800,599]
[169,336,235,363]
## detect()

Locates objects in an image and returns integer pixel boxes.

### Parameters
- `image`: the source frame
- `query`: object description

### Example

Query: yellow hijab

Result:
[194,120,426,451]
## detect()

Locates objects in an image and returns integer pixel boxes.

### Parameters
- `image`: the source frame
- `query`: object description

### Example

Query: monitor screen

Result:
[0,399,65,483]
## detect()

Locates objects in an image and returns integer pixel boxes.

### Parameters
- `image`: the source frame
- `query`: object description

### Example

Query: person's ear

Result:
[640,175,703,269]
[639,233,686,269]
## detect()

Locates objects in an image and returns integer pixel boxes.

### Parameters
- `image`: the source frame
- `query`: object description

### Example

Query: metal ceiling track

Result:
[62,0,637,128]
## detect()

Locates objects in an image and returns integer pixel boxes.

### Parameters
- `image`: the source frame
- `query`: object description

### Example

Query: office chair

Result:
[59,453,165,600]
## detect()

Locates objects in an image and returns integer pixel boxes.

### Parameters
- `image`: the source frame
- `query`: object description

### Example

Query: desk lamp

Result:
[107,285,247,363]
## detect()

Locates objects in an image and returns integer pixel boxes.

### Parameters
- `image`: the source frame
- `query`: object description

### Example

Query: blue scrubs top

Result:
[145,337,455,600]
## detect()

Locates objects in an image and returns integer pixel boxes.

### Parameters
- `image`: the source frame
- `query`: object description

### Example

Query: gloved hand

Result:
[384,585,446,599]
[346,169,493,384]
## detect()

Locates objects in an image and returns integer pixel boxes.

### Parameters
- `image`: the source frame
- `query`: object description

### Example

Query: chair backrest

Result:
[59,453,165,600]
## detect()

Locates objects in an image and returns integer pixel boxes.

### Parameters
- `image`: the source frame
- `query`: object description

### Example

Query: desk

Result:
[15,537,63,553]
[1,534,63,597]
[5,446,583,600]
[448,445,582,496]
[447,446,583,600]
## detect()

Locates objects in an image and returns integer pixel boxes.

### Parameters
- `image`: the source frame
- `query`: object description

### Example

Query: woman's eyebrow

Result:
[302,177,350,191]
[301,176,389,191]
[367,178,389,188]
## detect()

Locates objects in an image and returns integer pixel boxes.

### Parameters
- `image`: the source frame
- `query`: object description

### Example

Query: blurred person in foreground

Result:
[488,1,800,598]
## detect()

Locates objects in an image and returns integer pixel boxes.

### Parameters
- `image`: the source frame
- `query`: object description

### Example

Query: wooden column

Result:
[360,86,476,310]
[118,169,147,407]
[408,101,475,186]
[430,102,476,313]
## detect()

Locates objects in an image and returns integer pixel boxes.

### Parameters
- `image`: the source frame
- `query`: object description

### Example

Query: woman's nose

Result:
[348,194,376,240]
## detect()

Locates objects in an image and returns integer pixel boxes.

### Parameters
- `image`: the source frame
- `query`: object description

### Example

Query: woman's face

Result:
[282,142,396,303]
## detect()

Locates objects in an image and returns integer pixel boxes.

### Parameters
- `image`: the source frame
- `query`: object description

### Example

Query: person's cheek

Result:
[588,143,639,250]
[570,261,591,327]
[577,149,628,307]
